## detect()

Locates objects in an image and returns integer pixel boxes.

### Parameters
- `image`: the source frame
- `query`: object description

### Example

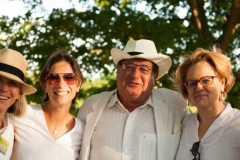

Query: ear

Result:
[153,73,158,81]
[76,85,81,91]
[220,77,225,88]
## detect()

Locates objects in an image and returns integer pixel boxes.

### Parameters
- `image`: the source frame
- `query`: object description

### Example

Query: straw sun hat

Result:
[0,48,36,95]
[111,39,172,79]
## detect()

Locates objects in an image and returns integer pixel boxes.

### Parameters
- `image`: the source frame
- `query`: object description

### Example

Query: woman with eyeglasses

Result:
[0,48,36,160]
[173,46,240,160]
[11,48,84,160]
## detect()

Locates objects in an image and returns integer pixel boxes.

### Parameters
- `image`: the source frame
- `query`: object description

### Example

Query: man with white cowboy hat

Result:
[78,39,188,160]
[0,48,36,159]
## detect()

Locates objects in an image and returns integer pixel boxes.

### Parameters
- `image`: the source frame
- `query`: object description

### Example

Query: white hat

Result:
[111,39,172,79]
[0,48,36,95]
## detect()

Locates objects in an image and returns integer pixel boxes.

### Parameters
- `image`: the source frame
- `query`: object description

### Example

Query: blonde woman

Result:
[0,48,36,159]
[174,46,240,160]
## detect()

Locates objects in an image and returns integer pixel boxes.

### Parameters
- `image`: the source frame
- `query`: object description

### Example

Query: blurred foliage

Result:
[189,106,198,113]
[0,0,239,114]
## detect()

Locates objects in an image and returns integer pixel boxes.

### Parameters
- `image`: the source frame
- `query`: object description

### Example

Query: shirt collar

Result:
[106,90,154,108]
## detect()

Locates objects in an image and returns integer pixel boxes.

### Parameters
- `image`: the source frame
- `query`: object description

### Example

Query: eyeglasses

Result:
[121,62,153,74]
[184,76,219,89]
[190,141,201,160]
[45,73,77,85]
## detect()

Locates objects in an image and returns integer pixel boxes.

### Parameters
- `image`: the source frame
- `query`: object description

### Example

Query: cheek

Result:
[15,88,21,99]
[44,85,54,94]
[187,90,194,101]
[143,75,155,88]
[116,70,128,80]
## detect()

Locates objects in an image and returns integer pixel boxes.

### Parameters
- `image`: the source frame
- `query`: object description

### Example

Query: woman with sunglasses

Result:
[0,48,36,160]
[173,46,240,160]
[11,48,84,160]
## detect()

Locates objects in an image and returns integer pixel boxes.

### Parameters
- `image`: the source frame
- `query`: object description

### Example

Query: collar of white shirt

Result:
[106,90,154,109]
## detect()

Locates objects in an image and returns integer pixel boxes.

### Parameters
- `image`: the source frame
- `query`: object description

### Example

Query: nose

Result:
[0,82,9,92]
[57,76,67,86]
[130,66,141,78]
[194,81,204,90]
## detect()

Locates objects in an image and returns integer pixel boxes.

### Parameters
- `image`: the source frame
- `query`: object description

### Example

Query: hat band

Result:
[127,52,143,56]
[0,63,24,80]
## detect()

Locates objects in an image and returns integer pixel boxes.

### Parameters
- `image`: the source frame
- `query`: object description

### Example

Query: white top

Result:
[176,103,240,160]
[89,92,157,160]
[0,114,14,160]
[10,104,84,160]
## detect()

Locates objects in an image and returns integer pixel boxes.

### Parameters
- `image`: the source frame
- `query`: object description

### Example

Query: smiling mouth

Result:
[128,81,140,85]
[54,91,69,95]
[0,95,9,100]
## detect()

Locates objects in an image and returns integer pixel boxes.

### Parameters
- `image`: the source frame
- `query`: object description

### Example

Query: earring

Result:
[220,88,225,101]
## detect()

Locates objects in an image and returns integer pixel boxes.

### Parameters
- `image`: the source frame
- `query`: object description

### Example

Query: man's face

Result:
[116,58,158,103]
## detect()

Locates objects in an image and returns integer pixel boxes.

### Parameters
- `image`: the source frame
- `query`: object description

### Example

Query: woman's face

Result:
[0,75,20,112]
[44,60,80,107]
[185,61,224,110]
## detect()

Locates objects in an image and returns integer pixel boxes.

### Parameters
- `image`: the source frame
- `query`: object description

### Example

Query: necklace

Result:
[53,129,58,134]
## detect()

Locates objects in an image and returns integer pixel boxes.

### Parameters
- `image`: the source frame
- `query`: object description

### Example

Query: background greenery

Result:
[0,0,239,116]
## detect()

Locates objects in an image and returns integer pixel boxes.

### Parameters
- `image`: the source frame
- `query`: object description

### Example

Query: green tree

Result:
[0,0,239,114]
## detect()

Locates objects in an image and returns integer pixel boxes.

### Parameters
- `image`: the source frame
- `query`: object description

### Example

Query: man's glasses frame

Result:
[121,61,153,74]
[190,141,201,160]
[184,76,219,89]
[45,73,77,85]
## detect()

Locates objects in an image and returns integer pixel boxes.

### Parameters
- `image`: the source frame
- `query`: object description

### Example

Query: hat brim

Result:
[111,48,172,79]
[0,71,37,95]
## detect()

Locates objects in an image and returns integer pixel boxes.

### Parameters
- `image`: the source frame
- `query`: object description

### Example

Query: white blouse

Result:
[0,114,14,160]
[10,104,84,160]
[176,103,240,160]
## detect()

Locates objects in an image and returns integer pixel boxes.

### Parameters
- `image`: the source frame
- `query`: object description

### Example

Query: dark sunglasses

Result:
[45,73,77,85]
[190,141,201,160]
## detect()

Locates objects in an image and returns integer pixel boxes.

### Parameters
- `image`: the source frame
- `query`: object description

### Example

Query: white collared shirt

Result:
[89,92,157,160]
[0,114,14,160]
[10,104,84,160]
[176,103,240,160]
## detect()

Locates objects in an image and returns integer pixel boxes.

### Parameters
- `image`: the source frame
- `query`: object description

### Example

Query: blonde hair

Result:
[7,85,27,117]
[173,45,235,100]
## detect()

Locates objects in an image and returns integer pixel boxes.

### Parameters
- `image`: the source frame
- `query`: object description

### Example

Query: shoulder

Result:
[225,104,240,123]
[152,88,189,118]
[77,90,115,121]
[231,107,240,116]
[28,104,42,109]
[24,104,42,114]
[153,88,188,108]
[154,87,183,97]
[182,113,197,123]
[84,90,115,101]
[73,117,85,132]
[81,90,115,107]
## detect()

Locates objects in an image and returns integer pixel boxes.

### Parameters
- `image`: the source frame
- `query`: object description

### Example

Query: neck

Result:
[120,98,147,112]
[42,104,70,121]
[198,101,226,124]
[42,104,74,137]
[117,91,149,112]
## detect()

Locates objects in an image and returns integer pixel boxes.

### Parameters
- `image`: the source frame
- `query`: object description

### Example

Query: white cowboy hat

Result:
[111,39,172,79]
[0,48,36,95]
